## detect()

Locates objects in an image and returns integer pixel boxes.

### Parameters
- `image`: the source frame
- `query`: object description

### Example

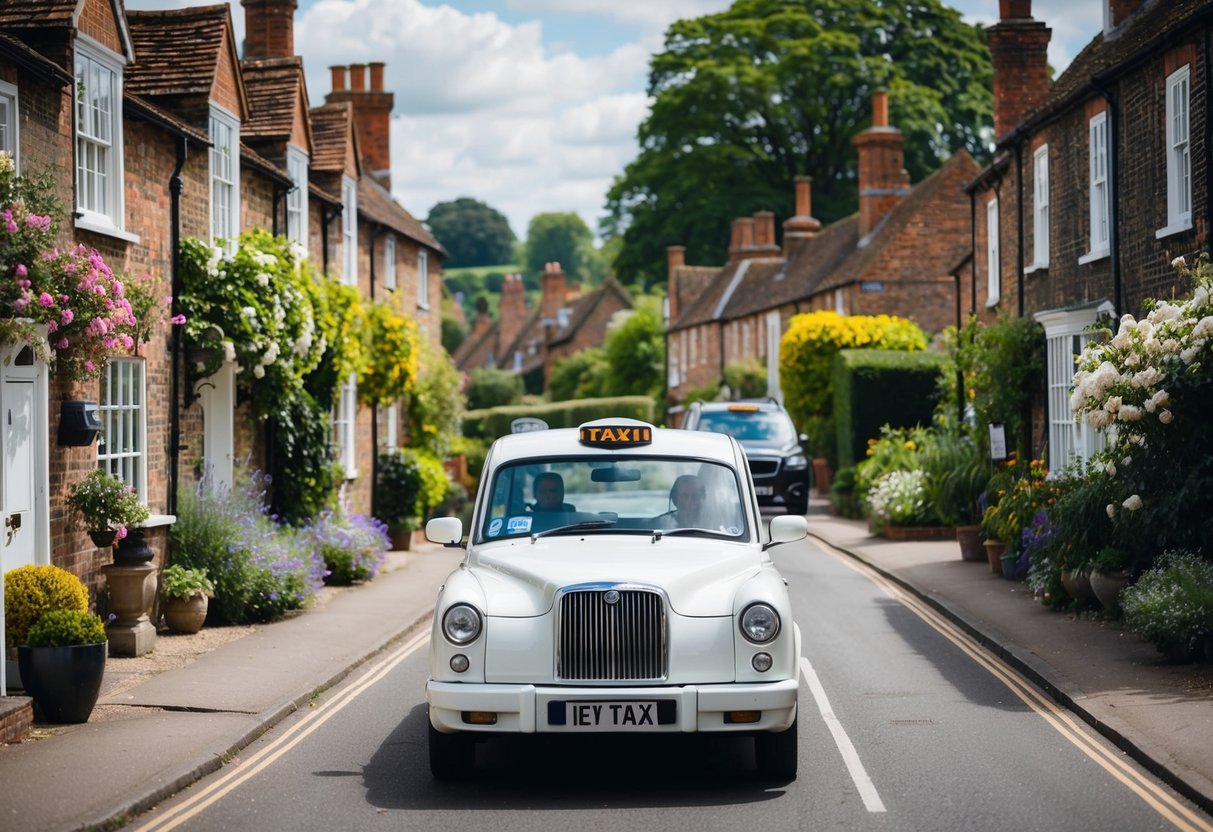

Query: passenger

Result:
[666,474,707,528]
[531,472,574,512]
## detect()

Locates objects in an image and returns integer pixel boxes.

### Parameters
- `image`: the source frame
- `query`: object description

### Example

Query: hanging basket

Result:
[88,529,117,548]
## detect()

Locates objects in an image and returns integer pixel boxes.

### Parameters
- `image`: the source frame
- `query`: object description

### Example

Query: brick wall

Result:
[78,0,124,55]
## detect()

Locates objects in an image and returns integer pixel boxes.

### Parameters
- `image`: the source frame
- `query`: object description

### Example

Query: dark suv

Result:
[682,399,809,515]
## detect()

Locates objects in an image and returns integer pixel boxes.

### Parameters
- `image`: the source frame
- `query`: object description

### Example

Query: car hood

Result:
[469,536,762,618]
[740,440,799,457]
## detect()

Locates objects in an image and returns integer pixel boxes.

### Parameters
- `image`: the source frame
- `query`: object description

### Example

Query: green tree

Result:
[548,348,610,402]
[602,298,665,398]
[524,212,595,284]
[602,0,993,287]
[427,198,516,268]
[466,367,524,410]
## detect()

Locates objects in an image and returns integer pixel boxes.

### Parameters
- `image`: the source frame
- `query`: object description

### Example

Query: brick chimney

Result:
[497,274,528,357]
[752,211,780,255]
[852,89,910,240]
[242,0,298,60]
[988,0,1052,141]
[540,262,567,340]
[326,62,394,189]
[666,245,685,322]
[1106,0,1144,31]
[783,176,822,242]
[728,217,756,263]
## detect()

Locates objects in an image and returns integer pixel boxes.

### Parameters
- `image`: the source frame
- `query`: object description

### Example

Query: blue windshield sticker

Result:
[488,518,504,537]
[507,516,533,534]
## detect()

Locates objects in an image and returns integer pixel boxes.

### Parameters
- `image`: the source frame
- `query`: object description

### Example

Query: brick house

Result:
[0,0,444,602]
[453,264,634,394]
[969,0,1210,473]
[665,91,980,424]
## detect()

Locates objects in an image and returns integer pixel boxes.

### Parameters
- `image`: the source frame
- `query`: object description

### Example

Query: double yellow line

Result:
[129,630,431,832]
[818,539,1213,832]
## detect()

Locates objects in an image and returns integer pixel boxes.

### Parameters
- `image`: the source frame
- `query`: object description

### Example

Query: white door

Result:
[766,311,783,403]
[1,342,47,570]
[197,361,235,494]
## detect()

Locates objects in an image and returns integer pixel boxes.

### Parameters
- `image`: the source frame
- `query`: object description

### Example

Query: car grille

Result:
[748,459,780,477]
[556,588,667,682]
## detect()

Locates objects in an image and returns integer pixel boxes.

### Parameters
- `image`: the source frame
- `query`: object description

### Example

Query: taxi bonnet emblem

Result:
[603,590,621,605]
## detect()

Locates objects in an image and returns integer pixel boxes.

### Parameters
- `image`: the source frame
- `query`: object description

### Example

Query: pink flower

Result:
[56,337,69,349]
[38,292,53,307]
[60,308,74,325]
[116,526,128,540]
[15,264,26,277]
[171,314,186,325]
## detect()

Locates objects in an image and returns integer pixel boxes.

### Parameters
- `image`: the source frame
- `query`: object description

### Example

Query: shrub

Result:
[723,359,767,399]
[854,425,932,508]
[1122,551,1213,659]
[867,469,938,532]
[919,428,988,526]
[548,348,609,402]
[310,513,389,585]
[374,449,448,534]
[160,564,215,600]
[4,564,88,648]
[955,314,1045,461]
[466,366,523,410]
[828,466,863,519]
[26,609,106,647]
[462,395,655,440]
[407,342,464,458]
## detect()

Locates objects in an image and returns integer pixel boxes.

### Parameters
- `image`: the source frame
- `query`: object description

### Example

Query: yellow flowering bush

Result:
[4,564,89,648]
[360,301,419,406]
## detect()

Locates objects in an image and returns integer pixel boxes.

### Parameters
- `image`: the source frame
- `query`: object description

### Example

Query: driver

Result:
[666,474,707,528]
[531,472,573,512]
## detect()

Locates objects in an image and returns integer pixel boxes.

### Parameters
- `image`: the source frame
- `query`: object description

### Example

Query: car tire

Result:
[429,720,475,779]
[754,717,798,781]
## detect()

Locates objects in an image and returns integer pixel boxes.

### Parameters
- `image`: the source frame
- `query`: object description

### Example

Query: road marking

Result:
[129,630,431,832]
[815,539,1213,832]
[799,655,887,813]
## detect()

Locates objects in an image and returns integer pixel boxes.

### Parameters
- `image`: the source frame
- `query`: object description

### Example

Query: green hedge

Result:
[462,395,656,441]
[833,349,949,468]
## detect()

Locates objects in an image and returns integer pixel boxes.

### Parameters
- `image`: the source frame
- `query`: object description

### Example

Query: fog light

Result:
[724,710,761,724]
[462,711,498,725]
[752,652,773,672]
[450,654,470,673]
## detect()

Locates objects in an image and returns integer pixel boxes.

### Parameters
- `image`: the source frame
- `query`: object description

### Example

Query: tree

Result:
[602,297,665,398]
[427,198,515,268]
[602,0,994,287]
[524,212,595,284]
[548,348,610,402]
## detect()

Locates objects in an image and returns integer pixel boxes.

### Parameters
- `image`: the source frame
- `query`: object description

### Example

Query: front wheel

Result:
[754,717,798,781]
[429,720,475,779]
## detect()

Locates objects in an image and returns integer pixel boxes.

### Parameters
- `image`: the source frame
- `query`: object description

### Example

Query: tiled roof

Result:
[358,176,444,254]
[240,142,291,187]
[242,57,310,147]
[0,32,71,85]
[125,6,232,100]
[548,275,633,347]
[125,93,210,144]
[309,102,354,173]
[497,307,543,370]
[0,1,83,28]
[453,318,499,369]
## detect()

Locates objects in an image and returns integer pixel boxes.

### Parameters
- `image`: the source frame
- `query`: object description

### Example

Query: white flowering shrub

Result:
[1121,550,1213,659]
[866,469,936,529]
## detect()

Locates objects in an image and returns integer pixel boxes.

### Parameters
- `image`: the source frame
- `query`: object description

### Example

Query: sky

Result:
[125,0,1105,245]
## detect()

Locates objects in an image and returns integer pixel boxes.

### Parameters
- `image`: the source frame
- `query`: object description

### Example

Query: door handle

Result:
[5,514,20,530]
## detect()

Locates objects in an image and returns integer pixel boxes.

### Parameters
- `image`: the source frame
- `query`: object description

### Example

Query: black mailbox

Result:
[58,400,102,446]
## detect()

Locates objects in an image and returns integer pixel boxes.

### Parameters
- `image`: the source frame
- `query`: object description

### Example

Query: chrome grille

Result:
[557,588,666,682]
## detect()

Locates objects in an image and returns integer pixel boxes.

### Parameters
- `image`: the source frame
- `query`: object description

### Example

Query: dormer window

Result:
[209,106,241,250]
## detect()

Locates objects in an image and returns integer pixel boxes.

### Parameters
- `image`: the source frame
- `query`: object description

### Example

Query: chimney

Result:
[783,176,822,241]
[326,62,395,189]
[540,262,567,326]
[728,217,757,263]
[1106,0,1144,31]
[667,245,685,321]
[988,0,1052,141]
[242,0,298,60]
[852,89,910,240]
[752,211,779,255]
[497,274,528,358]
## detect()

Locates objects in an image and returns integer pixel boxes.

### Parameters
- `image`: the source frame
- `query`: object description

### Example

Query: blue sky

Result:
[128,1,1104,243]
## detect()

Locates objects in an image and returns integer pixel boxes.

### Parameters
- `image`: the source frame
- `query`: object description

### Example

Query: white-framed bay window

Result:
[417,249,429,309]
[1032,144,1050,269]
[341,176,358,285]
[384,235,397,290]
[1159,64,1192,238]
[668,332,681,388]
[286,145,309,253]
[0,78,18,163]
[1081,111,1110,263]
[98,358,147,500]
[74,39,126,234]
[1035,302,1113,474]
[209,105,240,249]
[986,196,1000,306]
[335,373,358,479]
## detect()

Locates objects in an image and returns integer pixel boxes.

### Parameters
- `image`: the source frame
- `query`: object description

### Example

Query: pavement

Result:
[0,498,1209,831]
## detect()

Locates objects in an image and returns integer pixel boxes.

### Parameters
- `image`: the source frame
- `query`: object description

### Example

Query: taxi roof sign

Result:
[578,423,653,448]
[727,403,760,412]
[510,417,549,434]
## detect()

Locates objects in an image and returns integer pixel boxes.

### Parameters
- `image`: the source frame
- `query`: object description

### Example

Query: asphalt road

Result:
[127,536,1211,832]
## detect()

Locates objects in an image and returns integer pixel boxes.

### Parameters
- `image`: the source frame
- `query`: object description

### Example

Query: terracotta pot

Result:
[163,593,209,634]
[955,525,984,561]
[812,458,832,496]
[983,539,1007,575]
[389,527,413,551]
[884,525,957,542]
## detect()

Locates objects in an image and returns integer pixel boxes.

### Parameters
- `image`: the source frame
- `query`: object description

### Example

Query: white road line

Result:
[800,655,887,813]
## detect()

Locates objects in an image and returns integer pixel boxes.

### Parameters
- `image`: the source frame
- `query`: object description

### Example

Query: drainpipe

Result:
[1016,141,1025,319]
[1206,28,1212,262]
[168,136,188,517]
[969,190,977,316]
[368,224,383,511]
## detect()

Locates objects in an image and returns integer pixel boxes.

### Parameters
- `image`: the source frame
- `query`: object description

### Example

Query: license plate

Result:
[754,486,773,496]
[548,700,674,730]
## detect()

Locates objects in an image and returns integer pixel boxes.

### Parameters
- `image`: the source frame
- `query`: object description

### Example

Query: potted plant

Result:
[17,609,107,723]
[921,429,989,561]
[374,449,448,551]
[1088,547,1130,617]
[159,564,215,634]
[65,468,151,548]
[3,563,89,688]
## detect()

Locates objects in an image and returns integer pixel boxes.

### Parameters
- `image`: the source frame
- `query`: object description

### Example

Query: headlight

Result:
[442,604,482,645]
[740,602,780,643]
[784,453,808,470]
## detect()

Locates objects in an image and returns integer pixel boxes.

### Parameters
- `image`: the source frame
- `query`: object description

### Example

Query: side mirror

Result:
[764,514,808,550]
[798,433,808,444]
[426,516,464,547]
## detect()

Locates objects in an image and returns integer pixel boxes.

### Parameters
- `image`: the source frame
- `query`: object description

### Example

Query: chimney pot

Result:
[1000,0,1032,18]
[370,62,385,93]
[872,89,889,128]
[330,65,347,91]
[796,176,812,217]
[350,63,367,92]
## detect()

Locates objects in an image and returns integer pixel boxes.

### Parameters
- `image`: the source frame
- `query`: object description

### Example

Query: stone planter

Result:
[955,525,985,562]
[163,593,209,634]
[1089,570,1129,617]
[983,539,1007,576]
[884,525,957,542]
[17,642,107,724]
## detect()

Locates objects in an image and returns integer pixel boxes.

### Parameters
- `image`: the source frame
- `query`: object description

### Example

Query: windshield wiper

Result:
[531,519,617,541]
[650,527,734,542]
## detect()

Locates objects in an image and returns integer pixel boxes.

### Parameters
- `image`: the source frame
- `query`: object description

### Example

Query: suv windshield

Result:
[479,456,749,542]
[695,410,797,444]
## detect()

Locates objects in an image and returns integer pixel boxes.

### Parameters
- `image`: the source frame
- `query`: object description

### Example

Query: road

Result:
[126,536,1213,832]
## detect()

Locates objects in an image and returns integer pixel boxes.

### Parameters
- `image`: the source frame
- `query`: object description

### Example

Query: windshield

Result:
[478,456,750,542]
[695,410,798,444]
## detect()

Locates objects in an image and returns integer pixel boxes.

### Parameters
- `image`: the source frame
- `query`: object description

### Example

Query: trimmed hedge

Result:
[462,395,656,441]
[833,349,949,468]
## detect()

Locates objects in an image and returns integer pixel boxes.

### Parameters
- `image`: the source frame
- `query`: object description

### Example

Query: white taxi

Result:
[424,418,807,780]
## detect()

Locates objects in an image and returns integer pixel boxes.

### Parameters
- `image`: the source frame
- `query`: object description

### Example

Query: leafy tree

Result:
[427,197,515,268]
[440,295,468,355]
[548,348,610,402]
[602,0,993,287]
[524,212,595,284]
[602,298,665,398]
[466,367,524,410]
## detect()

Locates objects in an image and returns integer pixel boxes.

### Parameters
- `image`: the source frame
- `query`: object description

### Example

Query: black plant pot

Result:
[17,642,107,724]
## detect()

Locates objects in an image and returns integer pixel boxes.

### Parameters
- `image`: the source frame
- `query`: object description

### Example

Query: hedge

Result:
[462,395,656,441]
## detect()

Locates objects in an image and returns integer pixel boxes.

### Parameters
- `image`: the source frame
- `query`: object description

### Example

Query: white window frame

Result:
[384,235,397,290]
[765,310,782,402]
[0,78,19,165]
[417,249,430,309]
[1035,304,1112,474]
[286,145,309,253]
[1032,145,1050,270]
[209,105,241,250]
[97,358,148,501]
[833,288,845,315]
[334,373,358,479]
[986,196,1000,306]
[74,38,126,235]
[689,324,698,366]
[1158,65,1192,239]
[1080,112,1110,263]
[341,176,358,285]
[668,334,681,388]
[384,403,398,452]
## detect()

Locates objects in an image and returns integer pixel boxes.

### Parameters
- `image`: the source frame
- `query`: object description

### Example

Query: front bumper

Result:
[427,679,798,734]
